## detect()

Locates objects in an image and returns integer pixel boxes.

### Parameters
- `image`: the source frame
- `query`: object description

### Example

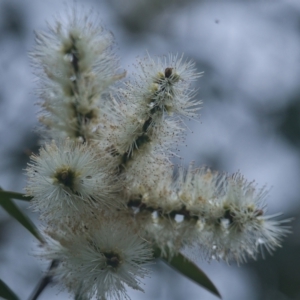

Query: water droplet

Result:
[256,238,265,245]
[64,53,73,62]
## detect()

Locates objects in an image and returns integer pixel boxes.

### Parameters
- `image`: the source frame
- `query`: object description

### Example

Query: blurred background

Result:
[0,0,300,299]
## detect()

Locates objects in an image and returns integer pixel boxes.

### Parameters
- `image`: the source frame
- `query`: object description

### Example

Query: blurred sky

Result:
[1,0,300,299]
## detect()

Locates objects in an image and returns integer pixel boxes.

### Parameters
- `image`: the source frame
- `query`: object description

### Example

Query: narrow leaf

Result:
[0,190,44,243]
[160,252,221,298]
[0,190,32,202]
[0,279,19,300]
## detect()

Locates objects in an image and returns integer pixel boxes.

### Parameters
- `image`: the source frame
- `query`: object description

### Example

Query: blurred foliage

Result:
[1,130,40,173]
[254,94,300,300]
[103,0,198,35]
[0,279,20,300]
[247,217,300,300]
[0,188,42,243]
[0,2,26,39]
[274,92,300,148]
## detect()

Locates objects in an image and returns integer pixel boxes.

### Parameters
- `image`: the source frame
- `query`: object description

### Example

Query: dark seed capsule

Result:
[255,209,264,216]
[164,67,173,78]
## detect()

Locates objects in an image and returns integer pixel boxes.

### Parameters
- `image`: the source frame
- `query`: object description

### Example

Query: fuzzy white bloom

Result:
[100,97,184,166]
[140,213,197,257]
[93,54,201,174]
[26,139,120,224]
[126,160,180,212]
[177,168,290,262]
[43,219,152,300]
[124,54,201,118]
[205,173,290,262]
[125,166,289,262]
[32,9,124,141]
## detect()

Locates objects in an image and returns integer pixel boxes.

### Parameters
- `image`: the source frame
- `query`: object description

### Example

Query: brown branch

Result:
[28,260,59,300]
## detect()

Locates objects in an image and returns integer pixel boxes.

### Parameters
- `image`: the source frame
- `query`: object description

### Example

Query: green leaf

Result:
[0,190,32,202]
[0,279,19,300]
[0,189,44,243]
[158,251,221,299]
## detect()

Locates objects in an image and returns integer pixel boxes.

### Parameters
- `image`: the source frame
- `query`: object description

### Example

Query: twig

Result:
[28,260,59,300]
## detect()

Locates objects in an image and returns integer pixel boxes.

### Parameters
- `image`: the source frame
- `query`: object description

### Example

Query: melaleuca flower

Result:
[132,166,290,262]
[100,98,184,170]
[140,212,197,258]
[122,53,201,119]
[203,173,290,263]
[177,166,220,216]
[126,158,180,212]
[177,168,290,263]
[32,8,125,141]
[26,139,120,224]
[126,164,199,257]
[42,218,152,300]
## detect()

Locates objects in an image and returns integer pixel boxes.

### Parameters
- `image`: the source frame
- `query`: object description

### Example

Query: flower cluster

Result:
[26,8,289,299]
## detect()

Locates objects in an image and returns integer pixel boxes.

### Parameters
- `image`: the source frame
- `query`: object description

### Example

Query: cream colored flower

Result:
[42,219,152,300]
[26,139,120,224]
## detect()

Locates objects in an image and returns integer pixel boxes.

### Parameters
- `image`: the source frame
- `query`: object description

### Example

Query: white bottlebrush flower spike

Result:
[32,8,124,141]
[25,7,290,300]
[43,219,152,300]
[125,54,201,118]
[183,170,290,263]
